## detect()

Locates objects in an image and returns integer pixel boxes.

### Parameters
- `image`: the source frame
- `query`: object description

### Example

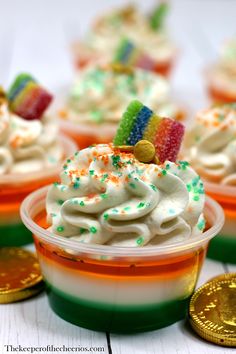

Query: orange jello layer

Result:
[0,176,59,219]
[206,191,236,219]
[60,128,114,149]
[34,211,205,280]
[208,85,236,103]
[75,57,173,78]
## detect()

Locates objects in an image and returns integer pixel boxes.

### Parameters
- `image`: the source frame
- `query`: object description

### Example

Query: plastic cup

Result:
[73,52,175,78]
[21,186,224,333]
[204,181,236,264]
[0,135,76,247]
[205,66,236,103]
[59,119,116,149]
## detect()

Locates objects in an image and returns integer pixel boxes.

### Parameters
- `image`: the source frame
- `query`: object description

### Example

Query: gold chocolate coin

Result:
[0,247,44,304]
[189,273,236,347]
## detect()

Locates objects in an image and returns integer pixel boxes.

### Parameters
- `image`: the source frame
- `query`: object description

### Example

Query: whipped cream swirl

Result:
[60,65,180,125]
[46,144,205,247]
[0,101,63,175]
[76,6,175,64]
[185,104,236,185]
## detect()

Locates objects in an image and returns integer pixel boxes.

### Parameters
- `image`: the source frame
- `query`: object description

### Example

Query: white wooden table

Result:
[0,1,236,353]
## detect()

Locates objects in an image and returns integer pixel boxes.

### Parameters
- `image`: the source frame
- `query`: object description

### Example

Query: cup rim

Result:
[59,117,117,136]
[204,180,236,197]
[0,134,77,185]
[20,185,225,258]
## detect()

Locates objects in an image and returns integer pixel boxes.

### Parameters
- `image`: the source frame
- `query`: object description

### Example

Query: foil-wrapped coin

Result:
[189,273,236,347]
[0,247,44,303]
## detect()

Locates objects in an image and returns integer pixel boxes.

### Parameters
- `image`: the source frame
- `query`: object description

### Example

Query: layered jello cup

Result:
[58,64,184,149]
[206,38,236,103]
[184,103,236,263]
[0,135,76,246]
[72,4,176,77]
[202,182,236,264]
[21,136,224,332]
[0,76,77,246]
[20,177,223,333]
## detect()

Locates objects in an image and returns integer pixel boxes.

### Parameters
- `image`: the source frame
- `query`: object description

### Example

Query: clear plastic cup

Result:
[204,181,236,264]
[205,66,236,103]
[21,186,224,333]
[72,44,176,78]
[59,119,116,149]
[0,135,76,247]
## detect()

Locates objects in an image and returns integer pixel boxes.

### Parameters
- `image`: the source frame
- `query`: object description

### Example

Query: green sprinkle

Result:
[90,226,97,234]
[79,228,86,234]
[129,183,136,189]
[124,206,131,211]
[193,196,200,201]
[57,199,64,205]
[112,155,121,169]
[74,151,79,156]
[136,236,144,246]
[197,219,206,231]
[165,164,170,170]
[54,182,59,187]
[218,114,225,122]
[57,226,64,232]
[137,202,145,208]
[73,182,80,189]
[112,208,119,213]
[101,173,109,182]
[90,109,103,123]
[67,159,71,163]
[50,213,57,217]
[104,213,109,220]
[101,193,108,199]
[186,184,192,192]
[161,170,167,176]
[89,170,94,176]
[150,184,157,191]
[63,165,67,170]
[80,201,85,206]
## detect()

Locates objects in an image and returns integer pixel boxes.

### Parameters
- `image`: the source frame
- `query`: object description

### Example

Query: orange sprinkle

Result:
[58,109,68,119]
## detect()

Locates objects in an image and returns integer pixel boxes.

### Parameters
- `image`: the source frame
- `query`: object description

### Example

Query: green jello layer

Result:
[207,234,236,264]
[46,283,191,333]
[0,222,33,246]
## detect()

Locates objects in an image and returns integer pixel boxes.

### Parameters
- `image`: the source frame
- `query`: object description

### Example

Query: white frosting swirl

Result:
[0,101,63,175]
[46,144,205,247]
[185,104,236,185]
[75,6,175,64]
[60,65,181,126]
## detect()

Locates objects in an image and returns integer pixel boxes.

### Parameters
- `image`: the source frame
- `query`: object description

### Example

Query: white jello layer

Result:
[39,256,198,306]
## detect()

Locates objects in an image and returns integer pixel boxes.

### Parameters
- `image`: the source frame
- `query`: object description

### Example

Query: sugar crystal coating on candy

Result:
[128,105,153,145]
[114,100,185,163]
[154,118,185,163]
[143,114,162,142]
[149,2,169,30]
[7,73,53,120]
[113,100,143,145]
[113,38,155,70]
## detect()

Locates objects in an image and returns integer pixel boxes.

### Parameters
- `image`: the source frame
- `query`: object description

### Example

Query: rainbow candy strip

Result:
[113,38,155,71]
[149,2,169,31]
[113,100,185,163]
[8,73,53,120]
